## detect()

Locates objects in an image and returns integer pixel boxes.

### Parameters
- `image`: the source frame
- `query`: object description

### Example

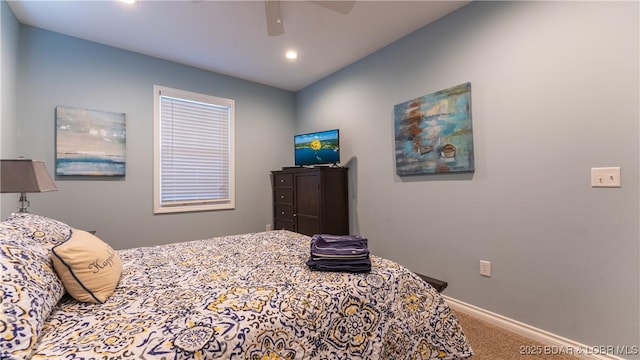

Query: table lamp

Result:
[1,159,58,213]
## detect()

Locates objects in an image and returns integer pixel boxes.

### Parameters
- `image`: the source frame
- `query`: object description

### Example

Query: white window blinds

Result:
[154,86,235,213]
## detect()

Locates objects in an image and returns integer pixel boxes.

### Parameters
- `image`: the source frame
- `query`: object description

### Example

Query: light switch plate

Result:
[591,167,621,188]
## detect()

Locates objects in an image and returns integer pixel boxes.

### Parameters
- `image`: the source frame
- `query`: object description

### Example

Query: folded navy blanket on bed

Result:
[306,256,372,272]
[307,234,371,272]
[310,234,369,257]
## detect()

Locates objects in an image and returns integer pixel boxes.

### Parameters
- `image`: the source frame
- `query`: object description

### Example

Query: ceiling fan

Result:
[264,0,356,36]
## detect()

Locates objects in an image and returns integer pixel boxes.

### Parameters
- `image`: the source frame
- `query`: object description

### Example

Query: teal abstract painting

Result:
[56,106,126,176]
[394,82,474,175]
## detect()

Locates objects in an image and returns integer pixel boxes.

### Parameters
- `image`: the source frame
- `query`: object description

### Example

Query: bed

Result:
[1,213,473,359]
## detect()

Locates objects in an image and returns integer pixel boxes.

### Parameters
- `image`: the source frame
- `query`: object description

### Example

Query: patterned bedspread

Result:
[31,230,473,359]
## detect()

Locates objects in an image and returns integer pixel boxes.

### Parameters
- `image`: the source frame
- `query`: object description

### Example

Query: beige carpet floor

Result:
[453,310,579,360]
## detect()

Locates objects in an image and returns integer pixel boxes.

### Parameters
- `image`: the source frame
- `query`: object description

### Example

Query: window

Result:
[154,85,235,213]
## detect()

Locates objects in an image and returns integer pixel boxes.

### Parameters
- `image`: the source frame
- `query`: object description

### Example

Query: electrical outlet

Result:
[265,224,272,231]
[591,167,621,188]
[480,260,491,277]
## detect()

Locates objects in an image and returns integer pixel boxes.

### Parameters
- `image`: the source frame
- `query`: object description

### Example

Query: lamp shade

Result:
[1,159,58,193]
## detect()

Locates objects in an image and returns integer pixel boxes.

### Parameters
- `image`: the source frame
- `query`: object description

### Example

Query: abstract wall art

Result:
[56,106,126,176]
[394,82,474,175]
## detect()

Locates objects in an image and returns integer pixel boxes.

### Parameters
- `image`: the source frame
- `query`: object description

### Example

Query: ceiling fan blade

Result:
[264,0,285,36]
[309,1,355,15]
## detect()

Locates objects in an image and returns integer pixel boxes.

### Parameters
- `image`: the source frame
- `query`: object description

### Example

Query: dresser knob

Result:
[281,211,285,215]
[280,179,285,183]
[280,195,285,199]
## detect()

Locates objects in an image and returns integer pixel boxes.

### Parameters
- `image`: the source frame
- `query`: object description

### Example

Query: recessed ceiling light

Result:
[285,50,298,60]
[120,0,137,5]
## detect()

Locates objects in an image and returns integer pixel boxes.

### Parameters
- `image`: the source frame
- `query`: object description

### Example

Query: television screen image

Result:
[294,129,340,166]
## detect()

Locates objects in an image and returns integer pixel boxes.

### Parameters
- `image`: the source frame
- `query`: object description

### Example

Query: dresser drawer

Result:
[274,188,293,205]
[274,219,295,232]
[273,173,293,188]
[274,204,294,221]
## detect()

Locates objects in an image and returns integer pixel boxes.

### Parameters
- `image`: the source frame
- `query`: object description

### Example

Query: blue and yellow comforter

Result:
[32,230,472,359]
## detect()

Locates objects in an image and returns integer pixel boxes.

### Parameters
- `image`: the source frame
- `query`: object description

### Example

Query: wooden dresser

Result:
[271,167,349,236]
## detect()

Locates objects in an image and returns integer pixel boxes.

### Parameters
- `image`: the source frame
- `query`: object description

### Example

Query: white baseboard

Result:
[443,295,627,360]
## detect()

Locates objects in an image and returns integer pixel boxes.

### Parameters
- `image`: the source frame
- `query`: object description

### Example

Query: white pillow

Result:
[52,229,122,303]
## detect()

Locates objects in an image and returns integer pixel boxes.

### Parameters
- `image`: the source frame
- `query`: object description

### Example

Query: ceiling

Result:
[8,0,470,92]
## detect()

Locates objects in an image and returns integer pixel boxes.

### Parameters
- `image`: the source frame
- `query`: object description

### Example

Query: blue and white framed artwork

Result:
[394,82,474,175]
[56,106,126,176]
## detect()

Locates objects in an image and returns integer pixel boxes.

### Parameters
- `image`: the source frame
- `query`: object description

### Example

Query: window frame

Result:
[153,85,235,214]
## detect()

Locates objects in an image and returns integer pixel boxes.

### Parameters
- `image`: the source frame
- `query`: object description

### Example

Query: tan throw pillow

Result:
[52,229,122,303]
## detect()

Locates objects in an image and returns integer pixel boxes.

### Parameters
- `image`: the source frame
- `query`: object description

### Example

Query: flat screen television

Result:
[294,129,340,166]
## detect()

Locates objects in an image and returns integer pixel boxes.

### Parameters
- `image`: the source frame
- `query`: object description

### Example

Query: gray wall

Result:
[296,0,639,354]
[1,0,20,215]
[10,25,296,249]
